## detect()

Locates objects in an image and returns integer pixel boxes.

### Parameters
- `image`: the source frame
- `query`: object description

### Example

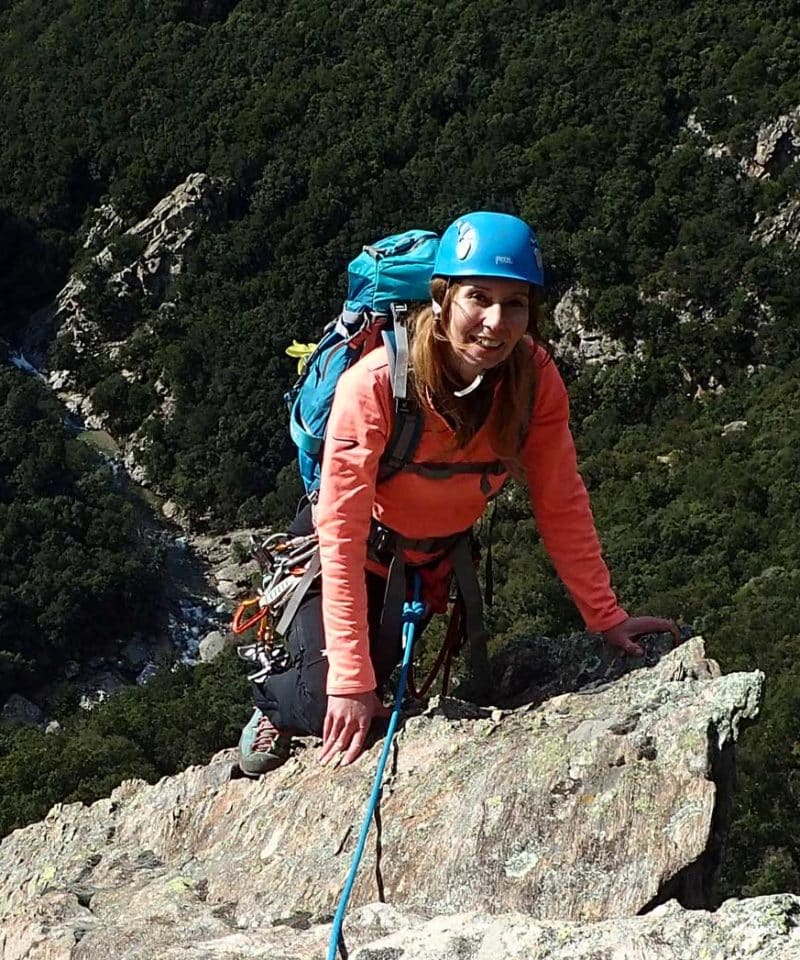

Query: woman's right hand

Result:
[602,616,681,656]
[320,691,391,767]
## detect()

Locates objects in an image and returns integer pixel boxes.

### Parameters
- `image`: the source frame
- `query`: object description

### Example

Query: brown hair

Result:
[409,278,550,469]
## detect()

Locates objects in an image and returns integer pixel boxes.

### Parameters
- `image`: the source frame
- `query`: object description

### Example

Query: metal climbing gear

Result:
[232,531,321,682]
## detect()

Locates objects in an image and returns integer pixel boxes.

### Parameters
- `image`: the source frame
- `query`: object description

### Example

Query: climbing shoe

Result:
[238,708,291,777]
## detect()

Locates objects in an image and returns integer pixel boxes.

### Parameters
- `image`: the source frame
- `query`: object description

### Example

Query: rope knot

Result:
[402,600,426,624]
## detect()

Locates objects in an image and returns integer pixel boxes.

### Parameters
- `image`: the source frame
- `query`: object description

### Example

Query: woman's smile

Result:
[472,334,503,349]
[446,278,530,383]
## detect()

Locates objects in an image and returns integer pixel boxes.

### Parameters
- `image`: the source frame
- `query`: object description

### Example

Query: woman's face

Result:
[445,278,531,385]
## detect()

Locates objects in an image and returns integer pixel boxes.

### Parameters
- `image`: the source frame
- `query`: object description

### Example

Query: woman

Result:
[238,211,678,777]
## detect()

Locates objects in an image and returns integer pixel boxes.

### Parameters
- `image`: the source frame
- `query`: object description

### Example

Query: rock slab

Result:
[0,638,764,958]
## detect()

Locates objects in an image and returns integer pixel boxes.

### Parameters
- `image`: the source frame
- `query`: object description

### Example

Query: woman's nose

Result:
[481,302,505,328]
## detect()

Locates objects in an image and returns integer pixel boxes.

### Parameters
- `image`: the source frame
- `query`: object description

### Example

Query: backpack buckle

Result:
[368,521,397,560]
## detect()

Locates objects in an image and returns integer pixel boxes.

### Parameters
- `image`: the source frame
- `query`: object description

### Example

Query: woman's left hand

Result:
[602,616,681,656]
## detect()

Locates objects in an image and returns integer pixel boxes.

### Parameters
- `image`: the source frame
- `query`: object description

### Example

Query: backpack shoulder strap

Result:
[388,303,410,400]
[378,393,423,483]
[377,308,424,483]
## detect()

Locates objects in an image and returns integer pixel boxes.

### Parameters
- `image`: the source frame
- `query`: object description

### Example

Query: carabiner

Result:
[232,598,269,634]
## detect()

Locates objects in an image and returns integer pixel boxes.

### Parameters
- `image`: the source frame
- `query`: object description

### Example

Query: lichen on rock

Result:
[0,636,773,958]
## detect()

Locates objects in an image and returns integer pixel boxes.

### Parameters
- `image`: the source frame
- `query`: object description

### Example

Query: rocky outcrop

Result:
[684,108,735,163]
[82,201,124,249]
[25,173,231,434]
[742,108,800,264]
[722,419,748,436]
[295,897,800,960]
[743,105,800,180]
[0,638,767,958]
[552,285,626,366]
[1,693,43,727]
[357,896,800,959]
[752,196,800,249]
[174,526,264,607]
[688,104,800,181]
[4,894,798,960]
[103,173,229,301]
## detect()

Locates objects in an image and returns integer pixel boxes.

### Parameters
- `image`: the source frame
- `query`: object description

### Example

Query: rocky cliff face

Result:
[744,105,800,181]
[745,106,800,251]
[752,197,800,250]
[552,284,628,367]
[23,173,231,458]
[1,637,789,959]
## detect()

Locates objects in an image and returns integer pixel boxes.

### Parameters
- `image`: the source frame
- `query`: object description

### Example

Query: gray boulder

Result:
[552,284,627,367]
[199,629,228,662]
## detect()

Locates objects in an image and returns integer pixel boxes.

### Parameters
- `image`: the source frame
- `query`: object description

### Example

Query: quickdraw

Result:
[231,532,321,684]
[231,598,268,634]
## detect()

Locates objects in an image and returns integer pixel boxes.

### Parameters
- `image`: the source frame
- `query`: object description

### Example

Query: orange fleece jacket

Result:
[316,344,628,695]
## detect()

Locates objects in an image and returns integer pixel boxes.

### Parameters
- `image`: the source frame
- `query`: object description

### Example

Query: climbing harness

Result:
[368,521,492,702]
[327,574,424,960]
[233,508,495,698]
[232,532,320,682]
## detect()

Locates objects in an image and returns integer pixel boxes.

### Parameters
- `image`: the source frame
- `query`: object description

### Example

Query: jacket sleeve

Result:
[521,356,628,632]
[316,361,392,695]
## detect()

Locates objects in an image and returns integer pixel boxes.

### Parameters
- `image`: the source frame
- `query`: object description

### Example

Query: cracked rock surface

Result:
[0,638,770,958]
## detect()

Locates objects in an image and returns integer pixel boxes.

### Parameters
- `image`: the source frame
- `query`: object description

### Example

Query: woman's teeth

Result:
[474,336,502,348]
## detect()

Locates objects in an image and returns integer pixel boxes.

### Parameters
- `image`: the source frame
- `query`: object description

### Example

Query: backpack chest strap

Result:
[394,459,507,495]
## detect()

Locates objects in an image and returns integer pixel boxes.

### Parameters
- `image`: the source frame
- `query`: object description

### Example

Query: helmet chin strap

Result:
[452,372,484,397]
[434,286,485,396]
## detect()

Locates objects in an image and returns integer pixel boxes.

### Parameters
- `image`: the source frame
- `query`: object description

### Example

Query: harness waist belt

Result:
[367,520,464,567]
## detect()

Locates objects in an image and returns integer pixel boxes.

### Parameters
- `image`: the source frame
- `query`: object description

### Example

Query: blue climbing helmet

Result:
[433,211,544,287]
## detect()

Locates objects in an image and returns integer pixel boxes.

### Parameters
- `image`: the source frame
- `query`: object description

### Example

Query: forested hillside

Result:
[0,370,163,702]
[1,0,799,898]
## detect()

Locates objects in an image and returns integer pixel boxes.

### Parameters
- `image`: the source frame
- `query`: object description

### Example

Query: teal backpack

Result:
[285,229,440,496]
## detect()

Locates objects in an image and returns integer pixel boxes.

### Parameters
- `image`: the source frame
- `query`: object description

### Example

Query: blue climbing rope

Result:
[327,575,425,960]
